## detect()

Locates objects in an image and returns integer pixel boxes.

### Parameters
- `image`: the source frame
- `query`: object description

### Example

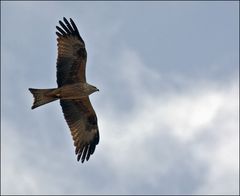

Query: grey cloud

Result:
[2,1,239,195]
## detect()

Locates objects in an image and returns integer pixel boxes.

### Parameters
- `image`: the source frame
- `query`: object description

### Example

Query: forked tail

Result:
[29,88,58,109]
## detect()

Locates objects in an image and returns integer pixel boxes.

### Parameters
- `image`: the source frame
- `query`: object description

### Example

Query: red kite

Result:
[29,17,99,163]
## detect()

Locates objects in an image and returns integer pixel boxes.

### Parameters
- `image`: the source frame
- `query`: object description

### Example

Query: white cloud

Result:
[1,2,238,195]
[98,79,238,194]
[97,48,238,194]
[1,122,39,194]
[194,83,239,195]
[3,78,238,194]
[2,42,238,195]
[117,48,161,91]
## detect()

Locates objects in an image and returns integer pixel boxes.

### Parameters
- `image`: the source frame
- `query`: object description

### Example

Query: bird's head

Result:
[92,85,99,93]
[85,83,99,95]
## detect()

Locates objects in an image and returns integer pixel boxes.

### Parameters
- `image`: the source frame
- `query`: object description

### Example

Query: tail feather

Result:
[29,88,58,109]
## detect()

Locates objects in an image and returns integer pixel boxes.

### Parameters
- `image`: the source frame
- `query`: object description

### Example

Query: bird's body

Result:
[56,82,99,99]
[31,82,97,100]
[29,17,99,163]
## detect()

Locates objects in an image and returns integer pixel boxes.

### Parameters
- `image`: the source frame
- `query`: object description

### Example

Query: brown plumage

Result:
[29,17,99,163]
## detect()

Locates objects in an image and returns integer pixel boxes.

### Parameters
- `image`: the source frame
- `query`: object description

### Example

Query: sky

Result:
[1,1,239,195]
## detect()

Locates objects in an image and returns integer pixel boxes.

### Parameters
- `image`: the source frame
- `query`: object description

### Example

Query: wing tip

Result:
[56,17,83,41]
[75,144,94,163]
[56,32,62,37]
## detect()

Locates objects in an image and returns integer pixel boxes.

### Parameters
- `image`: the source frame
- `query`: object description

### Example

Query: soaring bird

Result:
[29,17,99,163]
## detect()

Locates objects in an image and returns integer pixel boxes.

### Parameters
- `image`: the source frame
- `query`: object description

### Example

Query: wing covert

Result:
[60,98,99,163]
[56,17,87,87]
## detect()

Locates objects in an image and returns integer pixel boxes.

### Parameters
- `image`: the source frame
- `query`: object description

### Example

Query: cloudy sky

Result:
[1,1,239,195]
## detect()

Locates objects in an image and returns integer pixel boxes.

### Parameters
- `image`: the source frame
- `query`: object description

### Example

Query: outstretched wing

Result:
[60,98,99,163]
[56,17,87,87]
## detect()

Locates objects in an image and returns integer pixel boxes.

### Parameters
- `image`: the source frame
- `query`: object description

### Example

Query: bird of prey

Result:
[29,17,99,163]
